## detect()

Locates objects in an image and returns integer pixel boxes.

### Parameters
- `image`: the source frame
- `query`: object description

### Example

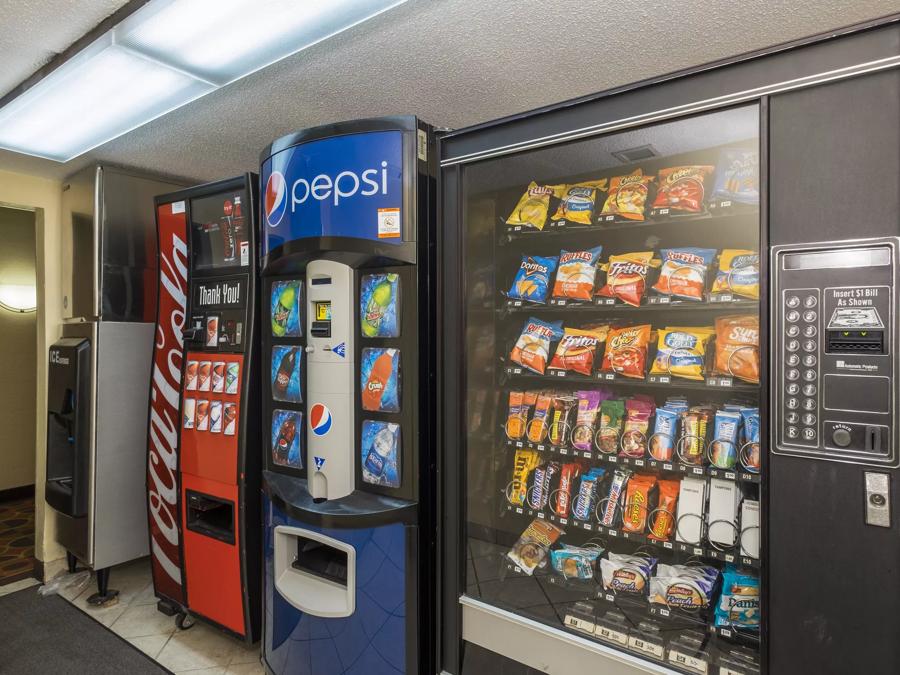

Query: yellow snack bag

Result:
[600,171,654,222]
[650,327,715,381]
[551,179,608,226]
[711,249,760,299]
[506,182,561,231]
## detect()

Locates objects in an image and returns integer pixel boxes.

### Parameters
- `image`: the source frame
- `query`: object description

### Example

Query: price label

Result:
[663,542,673,549]
[658,608,670,617]
[663,463,673,470]
[512,300,522,307]
[513,367,522,374]
[537,512,545,519]
[565,615,594,633]
[604,373,615,380]
[515,441,523,448]
[608,529,618,537]
[634,459,644,466]
[515,507,523,514]
[595,624,627,646]
[582,523,592,531]
[559,448,568,455]
[720,628,733,638]
[560,518,568,525]
[628,635,664,659]
[669,649,709,674]
[692,467,703,475]
[556,371,566,377]
[609,456,618,463]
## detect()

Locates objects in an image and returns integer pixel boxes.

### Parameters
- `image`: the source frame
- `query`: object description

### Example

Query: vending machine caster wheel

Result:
[176,612,195,630]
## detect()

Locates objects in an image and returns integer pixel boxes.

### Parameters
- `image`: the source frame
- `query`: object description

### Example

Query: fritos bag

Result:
[652,165,715,214]
[714,315,760,383]
[602,325,651,379]
[506,182,561,230]
[600,171,653,221]
[551,180,607,226]
[548,327,606,375]
[597,252,656,307]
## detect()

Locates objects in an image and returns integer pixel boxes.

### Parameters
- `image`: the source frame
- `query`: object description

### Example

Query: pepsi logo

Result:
[265,171,287,228]
[310,403,332,436]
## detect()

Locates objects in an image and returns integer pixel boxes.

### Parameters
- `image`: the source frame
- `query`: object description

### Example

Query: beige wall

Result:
[0,169,65,568]
[0,206,37,491]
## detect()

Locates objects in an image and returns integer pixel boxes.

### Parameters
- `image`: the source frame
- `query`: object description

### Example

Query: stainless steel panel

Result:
[92,321,154,568]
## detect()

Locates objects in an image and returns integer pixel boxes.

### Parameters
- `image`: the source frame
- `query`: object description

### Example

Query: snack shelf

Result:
[503,295,758,312]
[502,503,760,569]
[503,364,760,393]
[502,208,759,239]
[503,438,761,484]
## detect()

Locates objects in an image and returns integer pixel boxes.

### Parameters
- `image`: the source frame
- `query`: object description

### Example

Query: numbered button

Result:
[802,427,817,441]
[786,412,800,424]
[804,369,817,381]
[803,340,817,352]
[802,413,817,426]
[786,310,800,323]
[803,325,817,338]
[803,310,817,323]
[787,340,800,352]
[786,325,800,337]
[803,354,817,367]
[804,295,817,308]
[786,296,801,308]
[786,398,800,410]
[787,354,800,366]
[802,384,817,396]
[803,398,817,411]
[786,383,800,395]
[786,426,799,439]
[787,369,800,381]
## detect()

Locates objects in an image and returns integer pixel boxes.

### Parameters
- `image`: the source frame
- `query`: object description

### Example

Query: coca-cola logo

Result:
[147,213,188,603]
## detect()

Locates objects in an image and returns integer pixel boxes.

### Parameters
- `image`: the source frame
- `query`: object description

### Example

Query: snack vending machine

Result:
[147,175,261,641]
[258,117,437,675]
[438,16,900,675]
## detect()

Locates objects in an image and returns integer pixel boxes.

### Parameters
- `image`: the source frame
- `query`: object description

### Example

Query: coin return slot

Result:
[826,330,884,354]
[866,426,883,453]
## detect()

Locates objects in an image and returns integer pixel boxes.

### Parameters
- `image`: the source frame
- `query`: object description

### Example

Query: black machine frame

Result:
[438,13,900,675]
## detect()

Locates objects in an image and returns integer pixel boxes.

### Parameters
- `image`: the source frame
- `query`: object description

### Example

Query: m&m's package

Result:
[508,255,559,304]
[600,172,654,222]
[602,324,652,378]
[711,249,760,299]
[597,252,657,307]
[510,317,563,374]
[506,182,561,230]
[551,180,607,226]
[652,248,716,301]
[652,165,715,214]
[553,246,603,301]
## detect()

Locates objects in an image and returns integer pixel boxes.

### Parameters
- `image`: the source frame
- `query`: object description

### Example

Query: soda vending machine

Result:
[437,15,900,675]
[147,175,261,640]
[258,116,437,675]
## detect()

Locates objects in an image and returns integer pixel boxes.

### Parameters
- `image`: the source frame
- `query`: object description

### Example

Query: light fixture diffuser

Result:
[0,0,408,162]
[0,284,37,312]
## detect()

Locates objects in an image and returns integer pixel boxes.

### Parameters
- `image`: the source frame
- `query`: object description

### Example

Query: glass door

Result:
[461,105,762,675]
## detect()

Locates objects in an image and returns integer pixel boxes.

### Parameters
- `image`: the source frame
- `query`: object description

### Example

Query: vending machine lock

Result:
[864,472,891,528]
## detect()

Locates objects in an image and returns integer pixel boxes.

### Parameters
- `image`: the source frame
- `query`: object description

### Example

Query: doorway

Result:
[0,205,38,585]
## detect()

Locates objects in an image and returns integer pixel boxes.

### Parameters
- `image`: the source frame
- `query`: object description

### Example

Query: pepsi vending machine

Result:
[259,117,437,675]
[148,175,261,641]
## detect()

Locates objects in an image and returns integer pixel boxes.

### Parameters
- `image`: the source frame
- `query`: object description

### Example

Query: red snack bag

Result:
[548,327,607,376]
[597,252,656,307]
[652,165,715,214]
[602,325,652,379]
[648,479,680,541]
[622,474,658,533]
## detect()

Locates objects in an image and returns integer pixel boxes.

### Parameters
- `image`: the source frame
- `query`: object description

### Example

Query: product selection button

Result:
[803,398,817,411]
[786,369,800,381]
[786,296,801,309]
[803,325,817,338]
[803,340,817,353]
[802,355,817,367]
[802,427,817,441]
[786,426,799,439]
[786,412,800,424]
[786,354,800,366]
[802,413,817,426]
[802,384,817,397]
[787,340,800,352]
[803,310,817,323]
[786,325,800,337]
[786,383,800,396]
[804,295,818,308]
[786,310,800,323]
[786,398,800,410]
[803,369,817,382]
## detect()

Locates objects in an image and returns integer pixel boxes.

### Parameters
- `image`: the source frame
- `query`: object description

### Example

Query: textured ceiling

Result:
[0,0,897,184]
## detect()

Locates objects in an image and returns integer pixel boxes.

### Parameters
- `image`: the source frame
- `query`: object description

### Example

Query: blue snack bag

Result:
[713,148,759,205]
[508,255,559,304]
[715,566,760,629]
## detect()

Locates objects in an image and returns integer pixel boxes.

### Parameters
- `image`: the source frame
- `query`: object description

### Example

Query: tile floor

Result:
[1,557,263,675]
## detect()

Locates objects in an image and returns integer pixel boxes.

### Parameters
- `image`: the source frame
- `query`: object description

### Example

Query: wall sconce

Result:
[0,284,37,313]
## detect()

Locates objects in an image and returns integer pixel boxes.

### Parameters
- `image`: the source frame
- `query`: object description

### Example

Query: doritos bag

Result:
[508,255,558,304]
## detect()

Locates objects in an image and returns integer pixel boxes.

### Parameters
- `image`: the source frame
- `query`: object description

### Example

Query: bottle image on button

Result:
[786,310,800,322]
[786,296,800,308]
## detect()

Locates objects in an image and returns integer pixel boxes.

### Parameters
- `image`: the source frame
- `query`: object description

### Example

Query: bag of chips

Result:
[549,327,606,375]
[713,148,759,205]
[526,392,553,443]
[551,180,607,226]
[596,399,625,454]
[508,255,558,304]
[622,474,657,533]
[548,395,577,446]
[714,315,760,383]
[648,479,680,541]
[553,246,603,301]
[652,248,716,301]
[506,182,561,230]
[650,327,715,381]
[510,318,563,374]
[602,324,652,378]
[597,252,656,307]
[507,518,565,575]
[652,165,715,214]
[620,397,655,458]
[711,250,760,299]
[600,171,654,221]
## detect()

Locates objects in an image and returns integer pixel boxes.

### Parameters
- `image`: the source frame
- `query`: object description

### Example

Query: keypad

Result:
[782,288,820,446]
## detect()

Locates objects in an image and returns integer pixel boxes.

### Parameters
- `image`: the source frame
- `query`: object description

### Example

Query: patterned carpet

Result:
[0,497,35,584]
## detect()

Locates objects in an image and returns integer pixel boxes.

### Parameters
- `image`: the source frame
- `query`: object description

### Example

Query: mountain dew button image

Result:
[360,273,400,338]
[271,280,302,337]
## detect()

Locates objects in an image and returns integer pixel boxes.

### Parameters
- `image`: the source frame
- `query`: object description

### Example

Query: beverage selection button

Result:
[803,354,817,367]
[803,398,817,411]
[786,310,800,323]
[803,310,817,323]
[803,340,817,352]
[787,354,800,366]
[786,296,801,308]
[803,325,817,338]
[786,383,800,395]
[786,426,799,439]
[786,412,800,424]
[787,340,800,352]
[786,398,800,410]
[786,369,800,381]
[802,384,817,396]
[804,295,817,308]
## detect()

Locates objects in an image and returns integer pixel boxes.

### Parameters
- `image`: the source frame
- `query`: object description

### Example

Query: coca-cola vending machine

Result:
[147,175,261,641]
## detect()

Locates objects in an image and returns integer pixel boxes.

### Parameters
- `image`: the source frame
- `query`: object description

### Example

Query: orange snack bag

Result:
[715,315,760,383]
[601,325,652,379]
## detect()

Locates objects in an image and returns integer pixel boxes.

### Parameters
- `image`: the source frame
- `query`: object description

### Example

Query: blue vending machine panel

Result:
[263,496,408,675]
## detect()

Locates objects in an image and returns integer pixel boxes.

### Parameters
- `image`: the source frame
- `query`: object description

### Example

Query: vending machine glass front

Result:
[460,105,762,674]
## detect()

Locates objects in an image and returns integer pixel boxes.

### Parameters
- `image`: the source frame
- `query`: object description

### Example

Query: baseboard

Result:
[32,559,43,583]
[0,484,35,503]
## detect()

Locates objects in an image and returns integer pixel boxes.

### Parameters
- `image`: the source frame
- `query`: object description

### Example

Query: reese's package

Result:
[714,315,760,383]
[652,248,716,301]
[622,474,658,533]
[507,518,565,575]
[602,324,652,379]
[652,165,715,214]
[650,327,714,381]
[597,252,656,307]
[552,246,603,301]
[713,148,759,205]
[648,479,680,541]
[549,327,606,376]
[506,182,561,231]
[551,180,607,226]
[711,250,760,299]
[600,171,654,222]
[510,317,563,375]
[508,255,559,304]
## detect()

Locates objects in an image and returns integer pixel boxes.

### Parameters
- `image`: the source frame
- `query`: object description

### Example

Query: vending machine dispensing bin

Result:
[437,15,900,675]
[259,116,437,675]
[148,175,261,640]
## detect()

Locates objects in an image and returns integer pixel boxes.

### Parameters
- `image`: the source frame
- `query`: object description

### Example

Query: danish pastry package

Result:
[507,518,565,575]
[600,172,654,222]
[506,182,561,230]
[714,315,760,383]
[508,255,558,304]
[551,180,607,226]
[510,317,563,374]
[651,165,715,214]
[553,246,603,301]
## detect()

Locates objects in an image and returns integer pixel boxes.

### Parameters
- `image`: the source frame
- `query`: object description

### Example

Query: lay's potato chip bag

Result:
[506,182,561,230]
[711,249,760,299]
[508,255,558,304]
[551,180,607,226]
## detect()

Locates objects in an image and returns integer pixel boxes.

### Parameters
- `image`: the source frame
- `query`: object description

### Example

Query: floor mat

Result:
[0,497,35,584]
[0,586,172,674]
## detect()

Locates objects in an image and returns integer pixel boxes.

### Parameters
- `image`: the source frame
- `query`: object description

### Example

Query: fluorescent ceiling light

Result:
[0,284,37,312]
[0,0,407,162]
